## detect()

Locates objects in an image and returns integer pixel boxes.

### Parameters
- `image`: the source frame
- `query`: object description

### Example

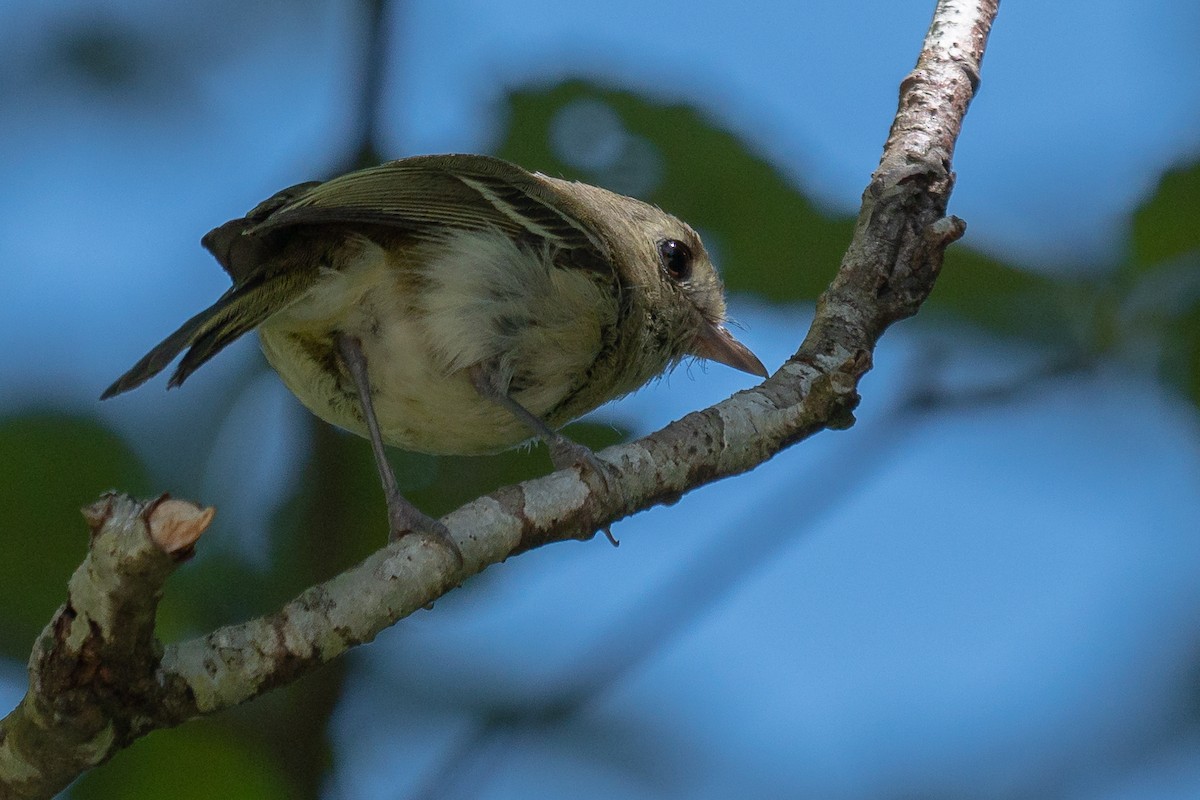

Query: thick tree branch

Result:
[0,1,998,796]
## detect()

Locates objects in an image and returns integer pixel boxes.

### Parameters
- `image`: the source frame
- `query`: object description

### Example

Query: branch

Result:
[0,1,999,796]
[0,496,212,799]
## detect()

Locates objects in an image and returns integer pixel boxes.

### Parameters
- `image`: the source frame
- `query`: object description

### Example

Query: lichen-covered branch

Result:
[0,1,999,796]
[0,496,213,800]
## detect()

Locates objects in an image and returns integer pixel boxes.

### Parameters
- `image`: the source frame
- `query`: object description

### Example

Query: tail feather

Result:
[103,183,328,401]
[100,293,233,399]
[166,292,272,389]
[101,274,302,399]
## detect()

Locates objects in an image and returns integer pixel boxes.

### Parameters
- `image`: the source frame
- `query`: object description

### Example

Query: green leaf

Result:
[497,80,852,302]
[495,79,1091,346]
[929,246,1107,348]
[1129,160,1200,273]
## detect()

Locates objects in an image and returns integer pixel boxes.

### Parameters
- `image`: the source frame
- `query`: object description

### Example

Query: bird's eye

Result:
[658,239,693,282]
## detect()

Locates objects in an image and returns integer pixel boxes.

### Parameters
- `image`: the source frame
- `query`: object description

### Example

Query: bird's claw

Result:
[549,438,620,547]
[387,502,464,568]
[549,439,616,493]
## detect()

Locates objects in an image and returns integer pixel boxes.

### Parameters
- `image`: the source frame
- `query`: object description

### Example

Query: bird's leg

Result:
[467,362,605,473]
[336,333,463,565]
[468,362,620,546]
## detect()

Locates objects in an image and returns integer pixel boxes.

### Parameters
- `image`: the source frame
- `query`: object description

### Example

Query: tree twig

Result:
[0,1,999,796]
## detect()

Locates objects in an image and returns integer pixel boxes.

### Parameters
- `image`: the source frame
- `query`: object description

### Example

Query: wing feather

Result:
[247,154,611,263]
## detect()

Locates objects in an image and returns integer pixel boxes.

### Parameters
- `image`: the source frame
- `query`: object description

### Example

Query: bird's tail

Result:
[100,274,299,399]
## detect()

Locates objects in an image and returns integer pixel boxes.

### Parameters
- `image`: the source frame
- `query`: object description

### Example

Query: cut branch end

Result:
[147,498,215,555]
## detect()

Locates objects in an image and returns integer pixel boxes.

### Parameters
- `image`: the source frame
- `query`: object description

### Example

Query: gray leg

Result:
[468,363,619,546]
[465,363,600,471]
[337,334,463,565]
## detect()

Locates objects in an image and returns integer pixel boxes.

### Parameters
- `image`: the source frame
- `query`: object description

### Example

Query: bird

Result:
[102,153,768,562]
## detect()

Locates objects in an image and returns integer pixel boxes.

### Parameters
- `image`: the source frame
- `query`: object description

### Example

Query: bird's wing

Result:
[247,154,612,266]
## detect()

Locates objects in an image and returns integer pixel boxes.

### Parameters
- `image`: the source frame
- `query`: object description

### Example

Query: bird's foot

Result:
[548,437,620,547]
[386,496,464,567]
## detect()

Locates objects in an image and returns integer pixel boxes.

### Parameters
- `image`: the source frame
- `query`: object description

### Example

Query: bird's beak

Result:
[692,322,769,379]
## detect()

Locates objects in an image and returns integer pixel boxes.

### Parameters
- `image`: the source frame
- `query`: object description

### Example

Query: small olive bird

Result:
[102,154,767,560]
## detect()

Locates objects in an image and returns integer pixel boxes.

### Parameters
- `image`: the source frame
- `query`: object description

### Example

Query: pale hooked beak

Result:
[692,322,769,379]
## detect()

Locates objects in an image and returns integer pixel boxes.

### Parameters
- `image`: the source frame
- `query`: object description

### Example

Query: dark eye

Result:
[658,239,693,281]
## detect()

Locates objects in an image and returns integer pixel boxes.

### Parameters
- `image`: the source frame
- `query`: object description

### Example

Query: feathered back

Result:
[101,155,625,399]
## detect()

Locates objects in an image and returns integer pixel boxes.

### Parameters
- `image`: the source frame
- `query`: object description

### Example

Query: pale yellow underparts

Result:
[259,229,613,455]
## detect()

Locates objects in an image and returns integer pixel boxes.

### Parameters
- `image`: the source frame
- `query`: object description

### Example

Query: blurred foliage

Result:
[72,718,295,800]
[498,80,853,301]
[1179,303,1200,406]
[1120,164,1200,403]
[1130,162,1200,271]
[1,42,1198,800]
[928,247,1068,340]
[54,21,148,89]
[0,414,149,659]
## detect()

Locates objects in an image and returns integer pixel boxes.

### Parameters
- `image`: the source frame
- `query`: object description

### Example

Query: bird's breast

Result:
[257,229,620,455]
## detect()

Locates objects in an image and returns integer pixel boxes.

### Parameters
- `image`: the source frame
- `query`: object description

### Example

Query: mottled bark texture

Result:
[0,1,998,796]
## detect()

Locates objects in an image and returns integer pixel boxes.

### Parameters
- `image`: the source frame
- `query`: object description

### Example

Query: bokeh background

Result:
[3,1,1200,798]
